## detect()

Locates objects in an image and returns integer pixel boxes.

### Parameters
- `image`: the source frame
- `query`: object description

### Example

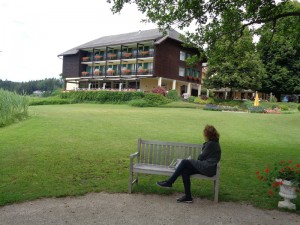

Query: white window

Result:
[179,66,185,77]
[180,51,186,61]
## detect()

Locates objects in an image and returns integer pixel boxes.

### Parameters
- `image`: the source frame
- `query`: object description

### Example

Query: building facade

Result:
[58,29,203,96]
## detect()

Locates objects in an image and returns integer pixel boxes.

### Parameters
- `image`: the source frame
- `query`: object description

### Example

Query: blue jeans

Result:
[168,159,199,198]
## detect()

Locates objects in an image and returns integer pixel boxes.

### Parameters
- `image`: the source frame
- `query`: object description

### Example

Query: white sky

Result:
[0,0,160,82]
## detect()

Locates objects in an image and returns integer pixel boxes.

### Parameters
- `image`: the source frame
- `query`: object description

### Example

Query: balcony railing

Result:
[80,69,153,77]
[81,50,154,62]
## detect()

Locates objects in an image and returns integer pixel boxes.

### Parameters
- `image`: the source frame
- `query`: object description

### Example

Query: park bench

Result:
[129,138,220,202]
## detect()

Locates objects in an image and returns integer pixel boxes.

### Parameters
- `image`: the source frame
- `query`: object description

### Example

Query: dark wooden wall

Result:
[154,39,202,83]
[62,54,81,78]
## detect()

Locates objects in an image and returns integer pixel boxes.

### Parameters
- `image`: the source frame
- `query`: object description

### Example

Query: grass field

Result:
[0,104,299,211]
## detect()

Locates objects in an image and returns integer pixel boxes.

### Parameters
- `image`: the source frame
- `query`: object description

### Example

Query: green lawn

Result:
[0,104,299,212]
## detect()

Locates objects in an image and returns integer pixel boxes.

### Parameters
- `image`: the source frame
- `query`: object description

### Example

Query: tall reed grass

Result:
[0,89,28,127]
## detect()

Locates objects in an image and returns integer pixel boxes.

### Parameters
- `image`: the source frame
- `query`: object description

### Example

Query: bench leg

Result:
[129,166,133,193]
[135,173,138,185]
[128,171,138,193]
[213,179,219,202]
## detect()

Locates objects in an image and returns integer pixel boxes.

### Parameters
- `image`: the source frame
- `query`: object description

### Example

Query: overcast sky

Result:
[0,0,160,82]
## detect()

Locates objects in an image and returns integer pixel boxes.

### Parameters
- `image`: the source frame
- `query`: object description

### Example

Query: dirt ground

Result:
[0,192,299,225]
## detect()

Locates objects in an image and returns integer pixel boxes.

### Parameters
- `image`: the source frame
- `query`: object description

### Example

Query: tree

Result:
[0,78,63,95]
[257,1,300,101]
[204,29,266,95]
[107,0,300,51]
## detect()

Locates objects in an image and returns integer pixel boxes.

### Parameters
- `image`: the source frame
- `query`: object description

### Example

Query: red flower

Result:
[296,164,300,168]
[280,161,285,165]
[255,171,260,175]
[272,182,281,188]
[268,189,274,196]
[265,168,269,173]
[281,168,285,173]
[288,160,293,164]
[257,175,262,180]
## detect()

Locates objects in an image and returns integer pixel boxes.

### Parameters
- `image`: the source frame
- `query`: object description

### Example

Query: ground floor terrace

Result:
[65,77,270,100]
[65,77,203,96]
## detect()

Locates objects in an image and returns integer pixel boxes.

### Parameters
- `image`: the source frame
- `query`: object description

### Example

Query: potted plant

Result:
[108,53,117,59]
[107,68,115,75]
[256,160,300,210]
[82,57,90,62]
[140,51,149,56]
[94,69,100,76]
[81,71,88,76]
[94,55,102,60]
[138,68,148,74]
[123,69,131,75]
[123,52,132,58]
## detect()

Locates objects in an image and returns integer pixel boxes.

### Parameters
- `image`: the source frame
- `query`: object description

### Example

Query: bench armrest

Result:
[130,152,139,159]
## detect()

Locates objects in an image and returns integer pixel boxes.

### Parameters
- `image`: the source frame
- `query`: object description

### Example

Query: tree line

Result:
[0,78,63,95]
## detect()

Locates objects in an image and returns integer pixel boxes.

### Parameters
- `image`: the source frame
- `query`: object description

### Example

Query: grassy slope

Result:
[0,104,299,211]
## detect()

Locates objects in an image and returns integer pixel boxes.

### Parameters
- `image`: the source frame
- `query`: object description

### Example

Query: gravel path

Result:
[0,192,299,225]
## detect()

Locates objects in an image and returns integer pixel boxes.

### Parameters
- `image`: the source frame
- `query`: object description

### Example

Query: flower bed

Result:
[265,107,281,114]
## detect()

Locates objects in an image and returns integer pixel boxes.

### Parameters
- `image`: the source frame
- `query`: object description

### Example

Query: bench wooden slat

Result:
[133,164,218,180]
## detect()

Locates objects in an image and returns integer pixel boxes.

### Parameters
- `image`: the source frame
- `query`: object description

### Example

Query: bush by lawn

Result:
[0,89,28,127]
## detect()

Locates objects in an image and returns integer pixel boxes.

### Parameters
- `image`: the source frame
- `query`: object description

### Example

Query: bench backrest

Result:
[137,138,203,166]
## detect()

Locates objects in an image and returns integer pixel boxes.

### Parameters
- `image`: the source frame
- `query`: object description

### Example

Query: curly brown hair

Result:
[203,125,220,141]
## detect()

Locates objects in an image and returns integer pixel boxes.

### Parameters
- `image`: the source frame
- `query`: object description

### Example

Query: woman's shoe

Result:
[176,195,193,203]
[156,180,172,189]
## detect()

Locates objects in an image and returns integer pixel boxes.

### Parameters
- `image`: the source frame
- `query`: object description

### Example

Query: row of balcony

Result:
[81,68,152,77]
[82,51,154,62]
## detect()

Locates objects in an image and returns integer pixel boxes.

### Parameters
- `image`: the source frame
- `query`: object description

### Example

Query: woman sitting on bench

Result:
[157,124,221,203]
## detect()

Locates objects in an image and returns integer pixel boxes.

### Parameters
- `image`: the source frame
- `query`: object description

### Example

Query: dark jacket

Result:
[190,140,221,177]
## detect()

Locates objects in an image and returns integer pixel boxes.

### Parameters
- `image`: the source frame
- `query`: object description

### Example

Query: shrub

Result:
[42,91,52,97]
[166,90,180,101]
[200,95,208,100]
[51,89,63,96]
[242,101,254,110]
[151,87,166,96]
[144,93,170,106]
[188,96,196,103]
[194,97,215,105]
[249,106,266,113]
[279,105,289,111]
[127,99,150,107]
[269,96,277,102]
[0,89,28,127]
[60,91,144,103]
[29,97,72,106]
